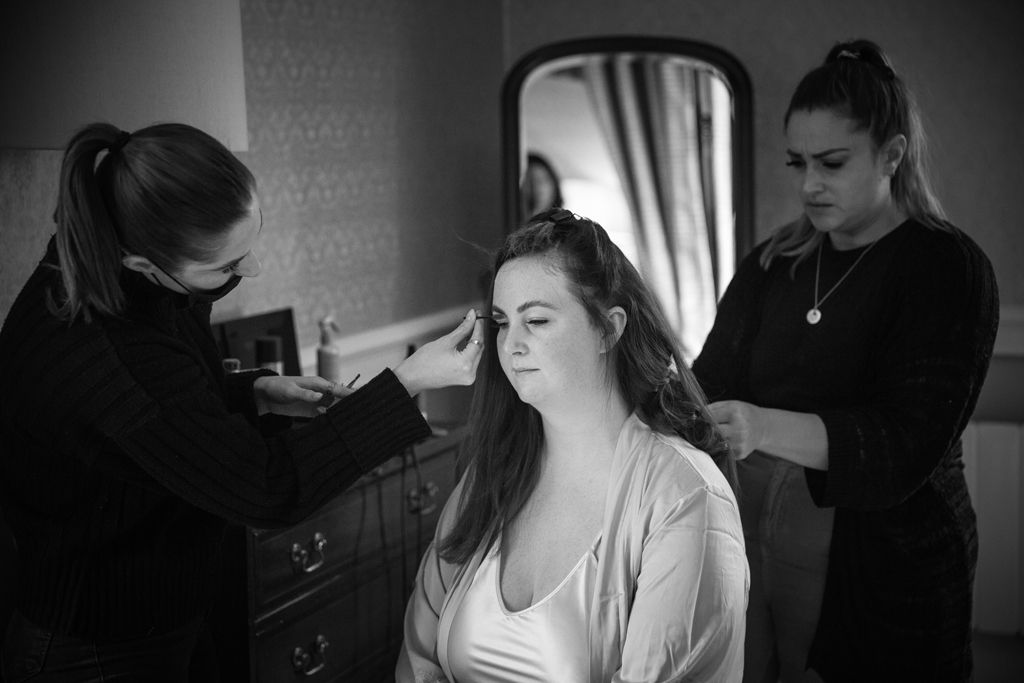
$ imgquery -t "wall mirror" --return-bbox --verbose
[502,37,753,359]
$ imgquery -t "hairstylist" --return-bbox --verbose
[692,40,998,683]
[0,122,485,681]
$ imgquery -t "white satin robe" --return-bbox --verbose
[397,412,750,683]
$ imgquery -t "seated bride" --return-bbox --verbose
[397,208,749,682]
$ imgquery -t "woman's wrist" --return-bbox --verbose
[392,363,423,398]
[759,407,829,470]
[252,376,270,414]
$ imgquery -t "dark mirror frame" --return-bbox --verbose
[501,36,755,261]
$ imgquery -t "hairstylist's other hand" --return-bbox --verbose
[254,375,355,417]
[708,400,765,460]
[393,309,485,396]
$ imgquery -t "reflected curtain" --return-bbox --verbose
[581,54,720,360]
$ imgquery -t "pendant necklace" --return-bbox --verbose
[806,237,880,325]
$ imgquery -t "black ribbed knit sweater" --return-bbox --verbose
[0,239,431,638]
[693,220,999,682]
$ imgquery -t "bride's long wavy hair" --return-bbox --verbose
[438,208,735,565]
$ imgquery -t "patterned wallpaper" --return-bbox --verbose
[0,0,504,351]
[223,0,504,347]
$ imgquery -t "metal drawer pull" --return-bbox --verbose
[290,532,327,574]
[406,481,439,516]
[291,634,329,676]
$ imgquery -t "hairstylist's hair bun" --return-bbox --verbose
[825,39,896,79]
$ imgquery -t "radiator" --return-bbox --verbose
[962,420,1024,635]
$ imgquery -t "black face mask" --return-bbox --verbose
[153,264,244,304]
[183,273,244,303]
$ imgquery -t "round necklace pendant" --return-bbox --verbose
[806,308,822,325]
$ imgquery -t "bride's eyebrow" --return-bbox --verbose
[491,301,558,316]
[786,147,850,159]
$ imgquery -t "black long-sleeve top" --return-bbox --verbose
[692,219,998,682]
[0,239,431,638]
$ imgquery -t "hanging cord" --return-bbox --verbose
[399,448,410,603]
[347,485,368,671]
[375,476,393,646]
[409,445,427,568]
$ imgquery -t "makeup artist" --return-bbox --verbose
[0,122,485,681]
[692,39,998,683]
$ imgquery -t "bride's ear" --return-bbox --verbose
[601,306,627,352]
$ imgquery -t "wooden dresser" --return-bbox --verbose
[211,425,465,682]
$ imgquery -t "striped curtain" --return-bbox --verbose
[582,54,726,361]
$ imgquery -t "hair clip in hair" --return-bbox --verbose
[547,208,577,224]
[833,47,896,79]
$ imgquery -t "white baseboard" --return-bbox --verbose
[996,306,1024,357]
[963,421,1024,635]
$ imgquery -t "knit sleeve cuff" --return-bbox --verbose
[322,369,432,471]
[804,409,860,508]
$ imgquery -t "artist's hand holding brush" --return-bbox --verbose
[254,374,357,417]
[393,308,486,397]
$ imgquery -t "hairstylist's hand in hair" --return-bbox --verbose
[708,400,766,460]
[254,375,355,417]
[394,309,486,396]
[709,400,828,468]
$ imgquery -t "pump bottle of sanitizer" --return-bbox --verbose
[316,316,344,384]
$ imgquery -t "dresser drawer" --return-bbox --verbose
[249,438,460,612]
[252,562,408,682]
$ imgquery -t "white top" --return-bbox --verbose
[398,412,750,683]
[446,534,600,682]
